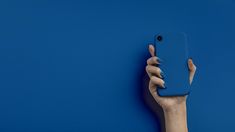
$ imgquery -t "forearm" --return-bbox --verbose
[163,103,188,132]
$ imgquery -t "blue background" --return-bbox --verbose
[0,0,234,131]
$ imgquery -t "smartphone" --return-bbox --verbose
[154,32,190,96]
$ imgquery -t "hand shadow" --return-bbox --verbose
[137,55,165,132]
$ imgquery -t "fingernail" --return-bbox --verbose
[189,57,193,61]
[149,44,153,48]
[154,57,159,64]
[156,58,162,63]
[160,71,165,79]
[163,82,167,88]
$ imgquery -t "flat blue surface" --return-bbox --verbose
[0,0,234,131]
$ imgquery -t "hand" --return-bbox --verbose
[145,44,196,111]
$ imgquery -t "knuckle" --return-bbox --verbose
[153,56,157,61]
[147,57,156,65]
[158,68,162,75]
[147,58,151,64]
[150,76,158,84]
[150,76,155,81]
[153,67,160,74]
[145,65,149,71]
[156,67,160,72]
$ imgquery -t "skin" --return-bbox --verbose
[145,44,196,132]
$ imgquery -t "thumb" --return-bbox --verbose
[188,58,196,84]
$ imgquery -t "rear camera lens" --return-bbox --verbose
[157,35,163,41]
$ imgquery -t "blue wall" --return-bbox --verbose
[0,0,234,131]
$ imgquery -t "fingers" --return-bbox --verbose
[146,65,163,78]
[148,44,155,57]
[188,58,197,84]
[148,81,157,95]
[147,44,165,95]
[150,76,165,88]
[147,56,160,65]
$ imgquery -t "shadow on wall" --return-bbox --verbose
[138,53,165,132]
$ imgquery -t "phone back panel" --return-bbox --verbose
[154,32,190,96]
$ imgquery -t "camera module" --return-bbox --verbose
[157,35,163,42]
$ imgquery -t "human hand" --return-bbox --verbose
[145,44,196,111]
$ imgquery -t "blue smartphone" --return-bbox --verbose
[154,32,190,96]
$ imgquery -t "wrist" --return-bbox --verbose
[163,101,187,114]
[163,102,188,132]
